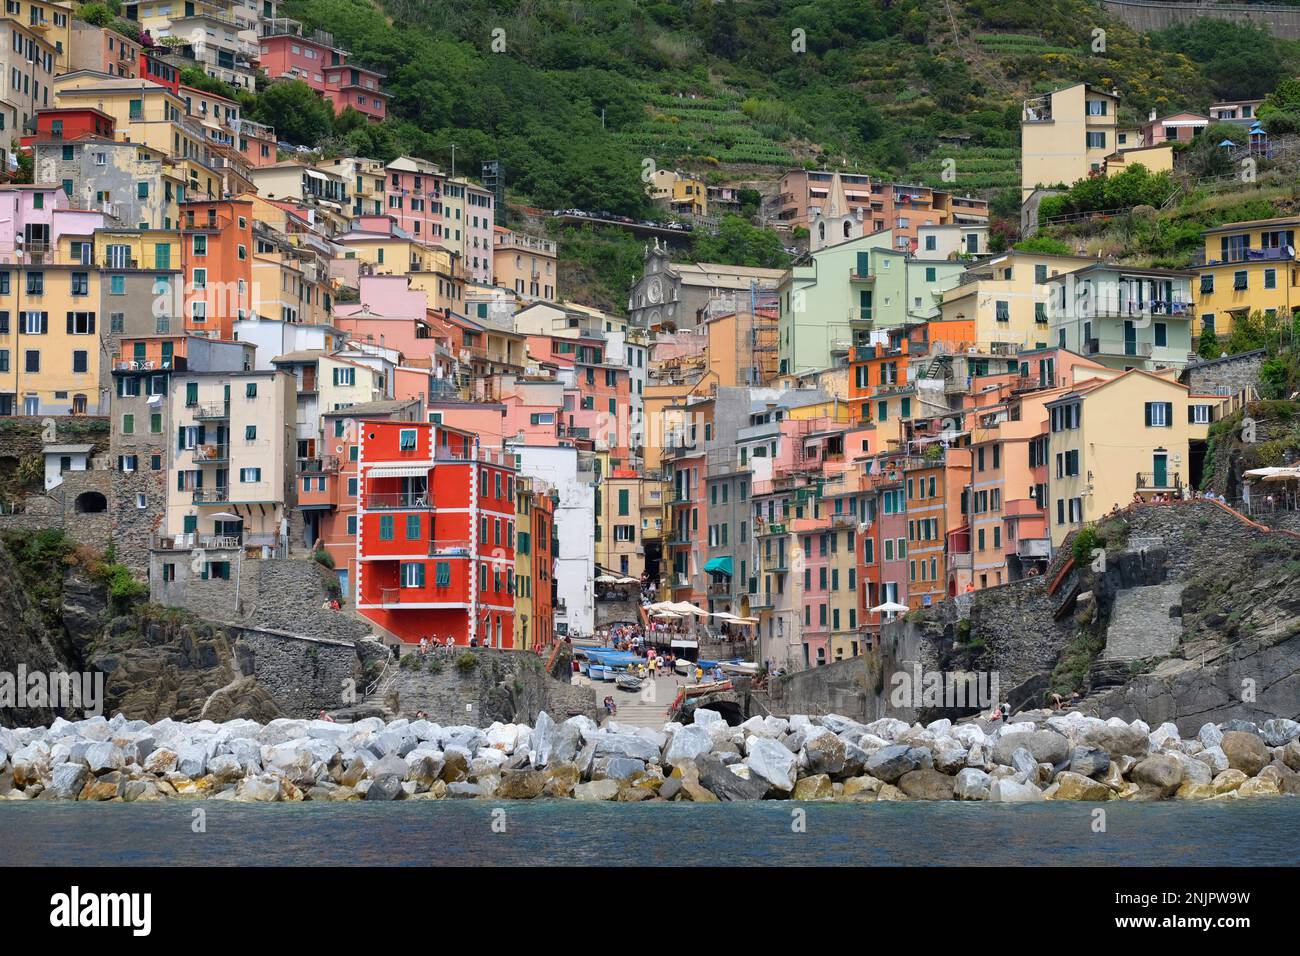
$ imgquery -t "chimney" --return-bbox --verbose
[1149,109,1157,122]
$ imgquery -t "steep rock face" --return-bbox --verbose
[0,542,75,727]
[83,611,275,723]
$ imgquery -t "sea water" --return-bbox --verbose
[3,799,1298,866]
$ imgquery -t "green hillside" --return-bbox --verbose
[240,1,1300,306]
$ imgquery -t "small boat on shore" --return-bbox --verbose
[719,660,761,676]
[615,674,642,691]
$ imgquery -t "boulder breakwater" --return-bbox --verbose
[2,710,1298,803]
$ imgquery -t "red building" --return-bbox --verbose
[324,64,388,123]
[20,108,116,149]
[355,420,517,646]
[139,52,181,94]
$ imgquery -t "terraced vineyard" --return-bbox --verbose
[613,92,794,167]
[974,33,1080,58]
[905,146,1020,192]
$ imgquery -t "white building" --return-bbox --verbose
[509,442,596,638]
[232,316,346,370]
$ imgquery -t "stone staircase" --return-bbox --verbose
[596,674,674,730]
[1103,582,1185,661]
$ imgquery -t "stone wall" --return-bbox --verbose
[1181,349,1264,396]
[1121,501,1275,577]
[381,647,598,727]
[1100,0,1300,41]
[0,468,114,550]
[234,625,361,717]
[149,553,372,644]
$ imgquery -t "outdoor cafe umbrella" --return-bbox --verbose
[616,576,639,584]
[595,574,619,583]
[870,601,910,621]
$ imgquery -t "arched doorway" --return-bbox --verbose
[74,491,107,513]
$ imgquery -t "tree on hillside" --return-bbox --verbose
[250,80,336,146]
[691,216,790,269]
[1259,78,1300,135]
[1151,20,1292,100]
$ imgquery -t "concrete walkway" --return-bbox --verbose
[590,673,682,730]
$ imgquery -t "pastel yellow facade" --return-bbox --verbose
[1195,216,1300,338]
[0,265,104,415]
[1046,370,1193,546]
[91,228,181,273]
[1021,83,1118,200]
[941,251,1097,350]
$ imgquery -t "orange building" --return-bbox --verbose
[181,199,254,340]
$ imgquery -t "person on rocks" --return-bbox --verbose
[318,710,335,723]
[1000,702,1011,721]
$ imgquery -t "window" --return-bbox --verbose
[245,425,257,440]
[400,562,425,588]
[1145,401,1172,428]
[192,235,207,256]
[239,467,262,482]
[122,414,134,435]
[1233,271,1248,291]
[406,514,421,540]
[1191,404,1211,425]
[67,312,95,334]
[995,300,1009,322]
[1086,131,1106,149]
[1200,274,1214,294]
[399,429,417,451]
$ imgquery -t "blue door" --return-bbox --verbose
[337,568,350,599]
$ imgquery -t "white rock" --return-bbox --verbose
[1194,745,1229,775]
[864,717,910,741]
[692,709,723,727]
[951,723,989,749]
[664,725,712,766]
[989,778,1045,802]
[953,768,991,800]
[745,737,797,792]
[1198,723,1224,750]
[925,718,953,736]
[1150,722,1181,750]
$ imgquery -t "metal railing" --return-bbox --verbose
[193,443,230,462]
[192,403,230,419]
[364,491,431,509]
[192,487,230,503]
[1135,472,1180,490]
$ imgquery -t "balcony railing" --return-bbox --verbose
[1135,471,1180,491]
[364,490,431,509]
[192,487,230,504]
[192,403,230,420]
[297,456,341,473]
[193,443,230,462]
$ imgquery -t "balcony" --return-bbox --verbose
[297,456,341,474]
[1017,538,1052,559]
[949,552,972,570]
[364,490,431,509]
[192,487,230,504]
[707,579,734,598]
[1135,471,1180,491]
[192,403,230,420]
[193,443,230,463]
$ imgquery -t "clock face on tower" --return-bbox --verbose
[647,276,664,304]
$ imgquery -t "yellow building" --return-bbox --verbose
[321,156,387,218]
[0,265,105,415]
[253,229,332,326]
[90,227,181,273]
[13,2,74,73]
[596,470,644,579]
[54,73,223,200]
[1195,216,1300,339]
[1103,143,1174,177]
[941,250,1098,351]
[1045,369,1197,545]
[648,169,708,216]
[1021,82,1118,200]
[492,227,557,301]
[0,17,58,132]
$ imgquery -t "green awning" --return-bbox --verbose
[703,556,733,576]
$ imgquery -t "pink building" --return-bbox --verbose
[259,19,386,123]
[0,186,110,260]
[427,400,507,451]
[324,64,388,123]
[385,157,443,243]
